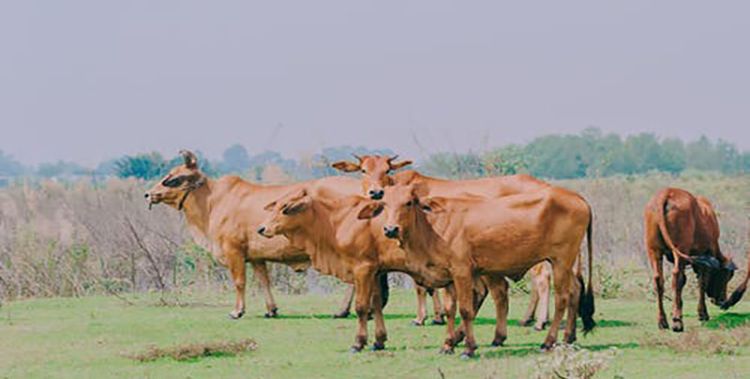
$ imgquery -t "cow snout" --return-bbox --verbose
[144,193,150,199]
[369,189,385,200]
[383,225,400,239]
[257,226,267,236]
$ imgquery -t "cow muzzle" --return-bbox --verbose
[383,225,400,239]
[368,189,385,200]
[257,225,273,238]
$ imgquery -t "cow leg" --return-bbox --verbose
[440,284,458,354]
[371,277,388,350]
[251,262,278,318]
[534,267,551,331]
[487,275,509,347]
[648,250,669,329]
[351,266,376,352]
[454,273,478,358]
[541,264,572,351]
[452,280,488,346]
[226,250,247,320]
[431,289,446,325]
[334,285,355,318]
[563,274,582,344]
[520,280,539,327]
[697,276,710,322]
[671,260,687,332]
[412,285,428,326]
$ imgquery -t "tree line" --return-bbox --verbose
[1,128,748,183]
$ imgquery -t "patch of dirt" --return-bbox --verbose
[130,338,258,362]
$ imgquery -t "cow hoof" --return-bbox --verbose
[491,336,506,347]
[333,311,350,319]
[459,351,475,360]
[540,343,554,352]
[411,319,425,326]
[698,314,710,322]
[439,347,455,355]
[565,335,577,344]
[228,310,244,320]
[534,324,546,332]
[349,345,364,354]
[264,308,279,318]
[658,319,669,330]
[520,318,534,327]
[672,325,684,333]
[432,318,446,326]
[371,342,386,351]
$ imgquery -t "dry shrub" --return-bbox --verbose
[130,338,258,362]
[531,345,618,379]
[640,326,750,355]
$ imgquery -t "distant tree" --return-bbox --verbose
[0,150,25,176]
[114,153,166,180]
[221,144,250,173]
[37,161,89,178]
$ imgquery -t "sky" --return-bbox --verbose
[1,1,749,166]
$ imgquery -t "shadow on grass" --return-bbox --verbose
[704,312,750,329]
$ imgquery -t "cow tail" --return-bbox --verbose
[657,191,693,264]
[721,253,750,309]
[377,272,390,310]
[579,202,596,334]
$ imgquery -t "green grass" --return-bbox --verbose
[1,290,749,378]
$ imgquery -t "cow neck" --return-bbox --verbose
[180,178,215,236]
[405,208,449,259]
[295,197,343,253]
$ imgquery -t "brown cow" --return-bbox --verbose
[644,188,739,331]
[257,188,493,352]
[332,154,553,330]
[145,150,362,319]
[359,184,596,357]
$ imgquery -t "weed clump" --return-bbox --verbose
[130,338,258,362]
[531,345,618,379]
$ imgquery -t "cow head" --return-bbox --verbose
[257,188,312,238]
[331,154,412,200]
[693,254,737,305]
[145,150,206,210]
[358,184,441,242]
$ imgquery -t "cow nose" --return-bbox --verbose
[257,226,267,235]
[383,226,400,238]
[369,189,384,200]
[144,193,150,199]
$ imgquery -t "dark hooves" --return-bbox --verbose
[540,343,554,352]
[333,311,350,319]
[228,311,244,320]
[349,346,364,354]
[371,342,386,351]
[431,318,446,326]
[459,352,475,360]
[658,320,669,330]
[439,347,455,355]
[520,319,534,327]
[411,320,425,326]
[491,337,506,347]
[264,308,279,318]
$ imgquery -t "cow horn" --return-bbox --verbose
[180,150,198,169]
[388,155,399,163]
[351,153,363,163]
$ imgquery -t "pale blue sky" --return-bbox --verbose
[1,1,749,165]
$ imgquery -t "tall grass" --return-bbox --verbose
[0,173,747,301]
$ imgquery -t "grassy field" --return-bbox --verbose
[1,289,750,379]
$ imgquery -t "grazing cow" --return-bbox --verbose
[257,188,492,352]
[359,184,596,357]
[145,150,362,319]
[644,188,739,331]
[332,154,553,330]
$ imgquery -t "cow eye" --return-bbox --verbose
[361,169,367,174]
[162,176,184,188]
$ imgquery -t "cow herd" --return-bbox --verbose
[144,150,749,358]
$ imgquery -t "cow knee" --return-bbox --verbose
[459,308,474,321]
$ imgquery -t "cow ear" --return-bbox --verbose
[264,200,278,211]
[180,150,199,169]
[358,202,384,220]
[420,197,445,213]
[389,160,413,171]
[331,161,361,173]
[283,198,310,216]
